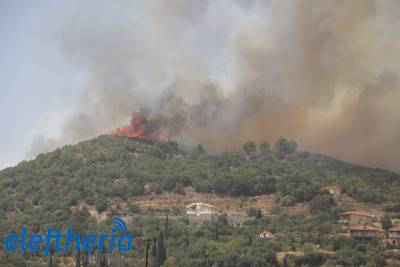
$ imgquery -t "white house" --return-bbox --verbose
[186,203,222,223]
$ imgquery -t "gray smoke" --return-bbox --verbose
[29,0,400,171]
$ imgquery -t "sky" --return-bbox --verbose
[0,1,85,169]
[0,1,399,172]
[0,0,233,170]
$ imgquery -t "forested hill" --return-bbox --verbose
[0,135,400,228]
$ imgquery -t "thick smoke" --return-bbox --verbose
[30,0,400,171]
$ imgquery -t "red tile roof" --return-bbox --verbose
[258,231,274,238]
[349,224,379,231]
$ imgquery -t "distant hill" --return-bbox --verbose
[0,135,399,229]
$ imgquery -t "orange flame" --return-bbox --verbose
[111,112,170,141]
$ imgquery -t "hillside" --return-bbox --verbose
[1,135,399,225]
[1,135,400,266]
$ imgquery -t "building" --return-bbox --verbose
[388,225,400,245]
[349,224,379,239]
[186,203,222,223]
[321,185,341,197]
[338,211,376,225]
[257,231,274,239]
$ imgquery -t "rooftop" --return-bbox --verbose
[338,211,376,218]
[349,224,379,231]
[186,202,218,209]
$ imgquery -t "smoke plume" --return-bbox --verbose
[30,0,400,171]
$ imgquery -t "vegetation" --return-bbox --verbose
[0,135,400,266]
[382,213,393,231]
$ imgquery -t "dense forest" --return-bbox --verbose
[1,135,400,266]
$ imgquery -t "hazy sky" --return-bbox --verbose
[1,1,400,172]
[0,1,85,169]
[0,0,231,170]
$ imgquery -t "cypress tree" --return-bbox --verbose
[157,231,166,266]
[75,249,81,267]
[165,214,169,238]
[215,222,219,241]
[152,239,157,256]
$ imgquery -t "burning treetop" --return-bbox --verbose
[111,110,169,141]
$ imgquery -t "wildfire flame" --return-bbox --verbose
[111,111,170,141]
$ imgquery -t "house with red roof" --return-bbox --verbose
[388,225,400,245]
[349,224,379,239]
[257,231,274,239]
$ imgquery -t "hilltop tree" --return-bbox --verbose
[242,141,257,155]
[273,137,298,159]
[259,140,270,154]
[193,144,206,155]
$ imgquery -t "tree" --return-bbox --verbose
[303,242,314,255]
[215,222,220,241]
[128,202,141,214]
[191,144,206,157]
[162,257,176,267]
[259,141,270,154]
[255,209,263,219]
[165,214,169,238]
[157,231,166,266]
[309,194,335,214]
[95,198,108,214]
[382,213,392,231]
[282,258,289,267]
[151,238,157,258]
[218,213,229,225]
[247,207,258,217]
[273,137,298,159]
[294,252,325,267]
[242,141,257,155]
[75,249,81,267]
[247,207,263,218]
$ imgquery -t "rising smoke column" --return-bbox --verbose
[30,0,400,171]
